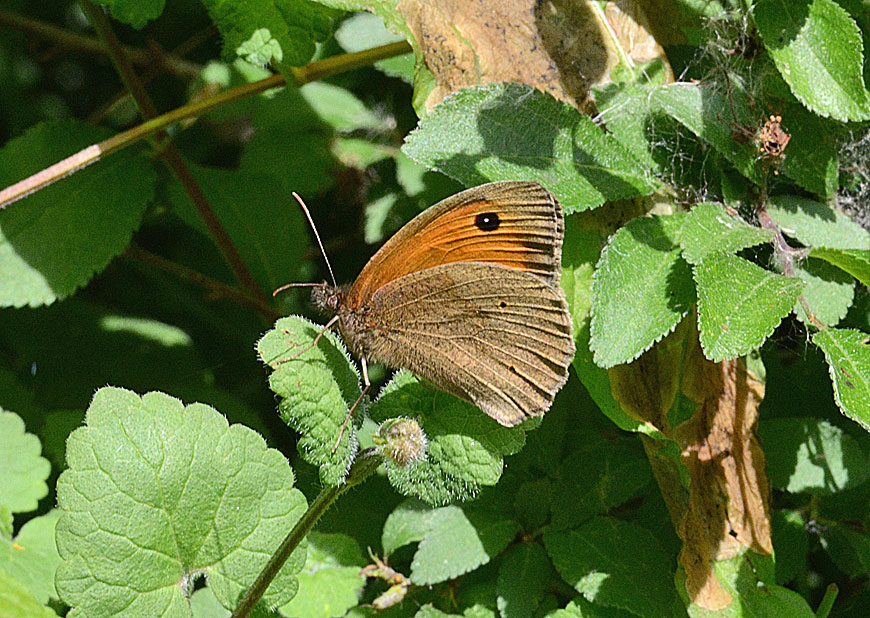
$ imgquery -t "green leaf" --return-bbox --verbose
[409,505,519,585]
[279,532,366,618]
[168,165,310,293]
[651,82,764,185]
[772,510,809,586]
[792,258,854,326]
[55,387,308,615]
[813,328,870,430]
[0,411,50,513]
[301,82,388,132]
[811,247,870,286]
[370,371,526,505]
[236,28,284,65]
[592,77,663,172]
[201,0,334,66]
[819,521,870,577]
[694,253,804,362]
[382,498,435,556]
[94,0,164,28]
[0,510,62,604]
[496,542,551,618]
[766,196,870,250]
[335,12,414,83]
[774,98,840,197]
[0,119,155,307]
[402,82,658,213]
[680,202,774,265]
[759,418,869,494]
[590,214,695,368]
[258,316,362,486]
[754,0,870,121]
[546,597,637,618]
[0,567,60,618]
[544,517,683,618]
[550,444,652,530]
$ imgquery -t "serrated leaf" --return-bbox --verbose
[403,82,658,213]
[202,0,334,66]
[651,82,764,185]
[793,258,854,326]
[681,202,774,265]
[759,418,869,494]
[754,0,870,121]
[370,371,526,505]
[813,328,870,430]
[767,195,870,250]
[694,253,804,362]
[279,532,365,618]
[94,0,164,29]
[0,510,62,604]
[811,247,870,286]
[55,387,308,615]
[774,98,840,197]
[590,214,695,368]
[258,316,362,486]
[496,542,551,618]
[0,567,60,618]
[410,505,519,585]
[0,411,50,513]
[0,119,155,307]
[544,518,683,618]
[382,498,436,556]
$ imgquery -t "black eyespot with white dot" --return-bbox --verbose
[475,212,500,231]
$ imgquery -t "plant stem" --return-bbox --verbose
[0,40,410,210]
[230,448,383,618]
[815,584,838,618]
[79,0,266,302]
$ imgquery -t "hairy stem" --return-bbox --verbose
[230,448,383,618]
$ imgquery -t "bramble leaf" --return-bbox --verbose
[0,120,155,307]
[403,82,658,213]
[590,214,695,368]
[814,328,870,430]
[694,253,804,361]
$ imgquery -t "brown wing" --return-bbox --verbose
[353,262,575,426]
[346,181,564,307]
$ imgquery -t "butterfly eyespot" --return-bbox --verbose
[475,212,500,232]
[499,301,507,308]
[509,365,517,374]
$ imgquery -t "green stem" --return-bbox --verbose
[230,448,383,618]
[815,584,838,618]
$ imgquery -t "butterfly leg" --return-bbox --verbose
[331,356,371,453]
[272,315,340,366]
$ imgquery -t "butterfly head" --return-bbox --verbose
[311,284,346,315]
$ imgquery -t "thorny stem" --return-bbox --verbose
[0,39,410,209]
[79,0,265,302]
[230,448,383,618]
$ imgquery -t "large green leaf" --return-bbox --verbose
[403,82,658,213]
[55,387,307,616]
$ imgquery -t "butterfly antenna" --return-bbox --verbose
[272,281,329,297]
[292,192,337,288]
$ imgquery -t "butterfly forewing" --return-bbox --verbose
[346,181,564,307]
[354,262,575,425]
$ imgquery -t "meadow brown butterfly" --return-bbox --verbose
[307,180,574,427]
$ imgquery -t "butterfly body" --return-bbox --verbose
[311,181,575,427]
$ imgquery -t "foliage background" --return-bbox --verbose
[1,1,870,618]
